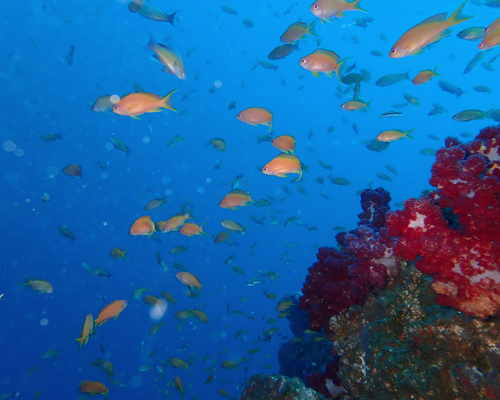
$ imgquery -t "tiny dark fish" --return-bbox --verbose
[267,44,298,60]
[40,133,62,142]
[420,148,437,156]
[66,45,75,66]
[243,18,254,28]
[221,5,237,15]
[437,80,465,98]
[259,60,278,71]
[380,111,402,118]
[457,26,487,41]
[376,173,392,182]
[228,101,236,110]
[375,72,410,87]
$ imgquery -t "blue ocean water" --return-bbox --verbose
[1,0,498,398]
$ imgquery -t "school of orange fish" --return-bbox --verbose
[11,0,500,398]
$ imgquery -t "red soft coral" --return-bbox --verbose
[386,125,500,318]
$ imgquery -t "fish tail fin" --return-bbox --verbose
[335,58,351,81]
[19,276,31,286]
[186,208,195,220]
[404,71,411,80]
[433,64,441,76]
[300,163,310,174]
[123,249,129,261]
[168,11,179,26]
[406,128,416,139]
[148,222,156,238]
[351,0,367,12]
[145,32,157,52]
[242,226,247,235]
[161,89,178,112]
[200,222,209,235]
[75,338,84,355]
[447,0,475,26]
[266,121,273,132]
[198,284,204,294]
[366,100,372,110]
[485,108,495,118]
[307,19,319,37]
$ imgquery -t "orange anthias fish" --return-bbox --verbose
[79,381,109,396]
[271,135,295,154]
[412,65,440,85]
[129,216,155,237]
[176,272,204,293]
[161,210,194,233]
[76,314,93,355]
[179,222,209,237]
[310,0,366,23]
[109,247,128,260]
[299,49,348,80]
[94,300,128,327]
[63,163,83,178]
[262,154,303,180]
[389,1,474,58]
[478,29,500,50]
[112,90,178,119]
[236,107,273,131]
[219,190,254,210]
[280,21,318,44]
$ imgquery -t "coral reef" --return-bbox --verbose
[240,374,328,400]
[328,260,500,400]
[299,188,397,333]
[386,125,500,318]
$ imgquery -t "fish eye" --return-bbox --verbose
[263,167,268,171]
[300,58,306,63]
[113,104,119,110]
[478,43,484,49]
[236,114,241,118]
[314,3,319,9]
[390,49,397,54]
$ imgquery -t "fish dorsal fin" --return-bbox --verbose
[413,12,447,28]
[159,43,181,57]
[315,49,341,62]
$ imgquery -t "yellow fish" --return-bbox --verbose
[280,21,318,44]
[175,272,204,293]
[389,1,474,58]
[145,33,186,79]
[377,129,415,142]
[76,314,93,355]
[19,276,53,294]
